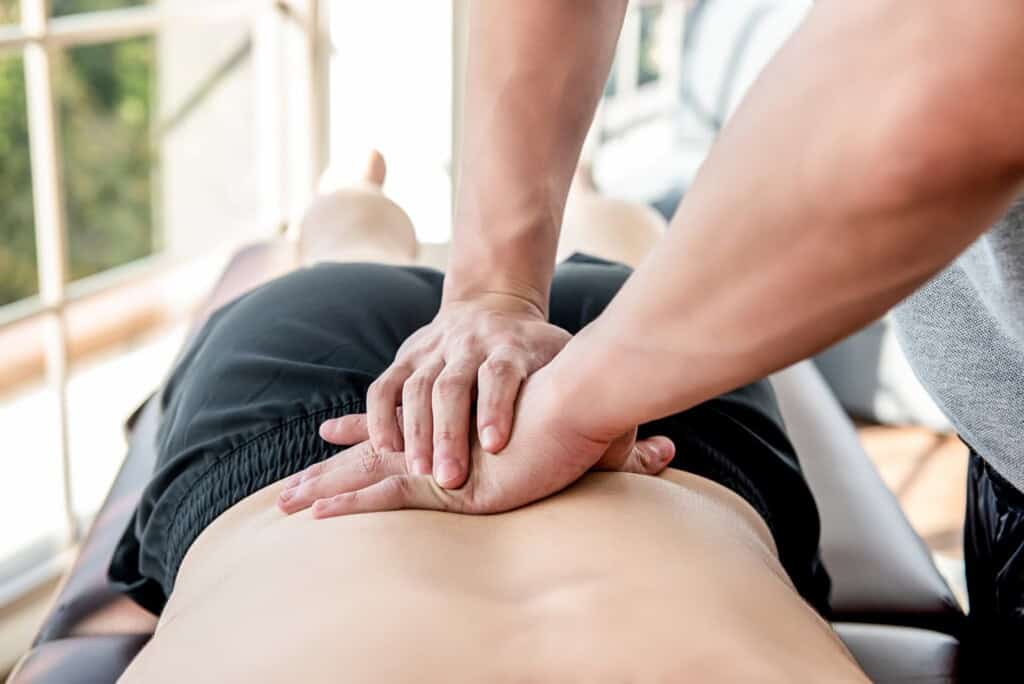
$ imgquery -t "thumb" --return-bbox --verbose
[619,436,675,475]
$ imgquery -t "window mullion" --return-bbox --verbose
[21,0,78,545]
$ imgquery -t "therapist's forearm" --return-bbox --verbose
[444,0,627,314]
[547,0,1024,441]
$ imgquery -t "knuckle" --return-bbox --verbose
[492,339,521,354]
[482,356,520,380]
[313,498,337,517]
[406,419,428,441]
[367,378,388,401]
[405,374,431,397]
[359,444,384,473]
[295,479,317,502]
[455,330,481,351]
[434,428,455,444]
[434,374,468,399]
[331,491,354,510]
[369,410,392,434]
[300,462,322,483]
[370,369,407,399]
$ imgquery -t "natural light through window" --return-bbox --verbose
[0,0,323,606]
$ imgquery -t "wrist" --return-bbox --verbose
[443,232,556,317]
[542,327,634,443]
[440,287,548,320]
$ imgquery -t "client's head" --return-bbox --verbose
[299,150,419,266]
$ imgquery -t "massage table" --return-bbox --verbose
[8,242,964,683]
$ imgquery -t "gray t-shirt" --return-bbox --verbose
[893,195,1024,491]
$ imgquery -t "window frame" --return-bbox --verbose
[0,0,325,606]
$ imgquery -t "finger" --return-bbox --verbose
[280,446,348,491]
[476,351,526,453]
[367,365,411,453]
[618,436,675,475]
[278,441,406,514]
[431,363,476,489]
[311,475,449,519]
[320,408,403,445]
[402,365,442,476]
[320,414,369,445]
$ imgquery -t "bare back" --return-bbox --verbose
[120,469,865,683]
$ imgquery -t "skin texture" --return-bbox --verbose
[117,164,862,679]
[548,0,1024,443]
[337,0,1024,515]
[119,468,867,683]
[363,0,630,487]
[367,295,572,486]
[278,410,675,518]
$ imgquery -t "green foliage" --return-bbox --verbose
[60,36,156,284]
[52,0,146,18]
[0,55,36,305]
[0,0,155,307]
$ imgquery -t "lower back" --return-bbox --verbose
[120,470,864,683]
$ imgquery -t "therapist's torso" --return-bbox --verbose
[894,195,1024,490]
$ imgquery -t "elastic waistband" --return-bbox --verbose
[161,399,365,596]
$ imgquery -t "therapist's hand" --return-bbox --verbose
[279,369,675,517]
[364,292,570,490]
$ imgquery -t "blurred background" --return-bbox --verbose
[0,0,967,674]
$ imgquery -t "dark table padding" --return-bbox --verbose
[772,362,965,636]
[8,635,149,684]
[836,623,960,683]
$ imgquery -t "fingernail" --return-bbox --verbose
[435,460,459,487]
[481,425,500,451]
[654,438,674,461]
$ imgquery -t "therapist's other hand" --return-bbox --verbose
[280,370,675,517]
[364,293,570,490]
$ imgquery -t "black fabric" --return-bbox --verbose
[109,255,830,617]
[963,450,1024,676]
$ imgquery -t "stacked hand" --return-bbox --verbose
[362,292,572,488]
[277,368,675,518]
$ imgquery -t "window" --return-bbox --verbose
[51,0,149,19]
[59,36,158,285]
[0,0,324,606]
[637,4,664,86]
[0,51,36,307]
[592,0,689,202]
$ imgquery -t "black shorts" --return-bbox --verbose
[109,254,831,616]
[963,450,1024,668]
